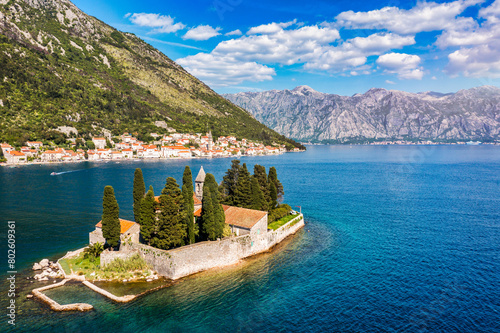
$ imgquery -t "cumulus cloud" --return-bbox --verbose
[129,13,185,33]
[176,53,275,86]
[446,44,500,78]
[376,53,424,80]
[183,25,222,41]
[225,29,242,36]
[335,0,484,34]
[436,0,500,77]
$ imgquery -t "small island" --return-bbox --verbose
[30,161,305,311]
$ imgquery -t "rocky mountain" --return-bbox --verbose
[224,85,500,143]
[0,0,302,149]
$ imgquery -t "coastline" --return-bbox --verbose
[29,214,306,311]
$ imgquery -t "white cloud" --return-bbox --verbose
[349,33,415,53]
[176,53,275,87]
[436,0,500,77]
[183,25,222,41]
[385,80,396,84]
[225,29,242,36]
[446,44,500,78]
[247,19,298,35]
[376,53,424,80]
[129,13,185,33]
[335,0,484,34]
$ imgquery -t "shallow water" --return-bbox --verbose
[1,145,499,332]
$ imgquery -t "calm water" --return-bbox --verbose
[1,145,499,332]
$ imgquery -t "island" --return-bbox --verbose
[29,161,305,311]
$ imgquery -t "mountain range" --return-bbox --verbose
[0,0,302,149]
[224,85,500,143]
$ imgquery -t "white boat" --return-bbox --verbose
[466,141,482,145]
[50,172,57,176]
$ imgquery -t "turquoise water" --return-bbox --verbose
[1,145,499,332]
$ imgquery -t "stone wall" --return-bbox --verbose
[100,249,139,267]
[118,214,305,280]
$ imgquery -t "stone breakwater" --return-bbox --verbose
[31,279,93,312]
[116,214,305,280]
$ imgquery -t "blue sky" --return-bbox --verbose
[72,0,500,95]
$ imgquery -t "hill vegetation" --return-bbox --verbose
[0,0,303,149]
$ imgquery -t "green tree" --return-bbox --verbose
[269,181,278,210]
[140,186,156,245]
[133,168,146,222]
[200,186,217,240]
[182,166,195,244]
[268,167,284,202]
[253,164,270,203]
[250,176,267,211]
[86,140,95,149]
[153,177,186,250]
[102,186,121,248]
[204,173,225,237]
[234,163,252,208]
[220,160,241,205]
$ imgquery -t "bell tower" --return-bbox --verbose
[195,166,206,200]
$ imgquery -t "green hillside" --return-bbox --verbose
[0,0,303,149]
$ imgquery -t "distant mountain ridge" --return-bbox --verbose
[0,0,302,149]
[224,85,500,143]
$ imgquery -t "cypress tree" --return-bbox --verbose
[250,176,267,211]
[268,167,284,202]
[253,164,270,203]
[133,168,146,222]
[200,186,218,240]
[220,160,241,205]
[102,186,120,248]
[234,163,252,208]
[204,173,225,237]
[182,166,195,244]
[153,177,186,250]
[140,186,156,245]
[269,181,278,210]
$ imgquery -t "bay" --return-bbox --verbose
[1,145,499,332]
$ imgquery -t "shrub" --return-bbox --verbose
[103,254,150,272]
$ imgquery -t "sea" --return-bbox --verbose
[0,145,499,333]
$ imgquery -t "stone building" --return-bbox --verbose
[195,166,206,201]
[89,219,140,245]
[222,205,268,237]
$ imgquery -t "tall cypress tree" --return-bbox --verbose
[140,186,156,245]
[234,163,252,208]
[250,176,267,211]
[204,173,225,237]
[133,168,146,222]
[153,177,186,250]
[102,186,120,248]
[182,166,195,244]
[253,164,270,203]
[220,160,241,205]
[268,167,284,202]
[200,186,218,240]
[269,181,278,210]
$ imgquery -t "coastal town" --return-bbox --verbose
[0,131,297,165]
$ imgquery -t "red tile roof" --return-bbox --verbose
[9,151,25,156]
[95,218,137,234]
[222,205,267,229]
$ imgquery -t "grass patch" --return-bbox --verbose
[58,252,154,281]
[268,214,300,231]
[58,259,71,275]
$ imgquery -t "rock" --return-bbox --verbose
[39,259,49,268]
[39,276,49,281]
[49,272,57,278]
[27,294,33,299]
[146,279,152,282]
[32,263,42,270]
